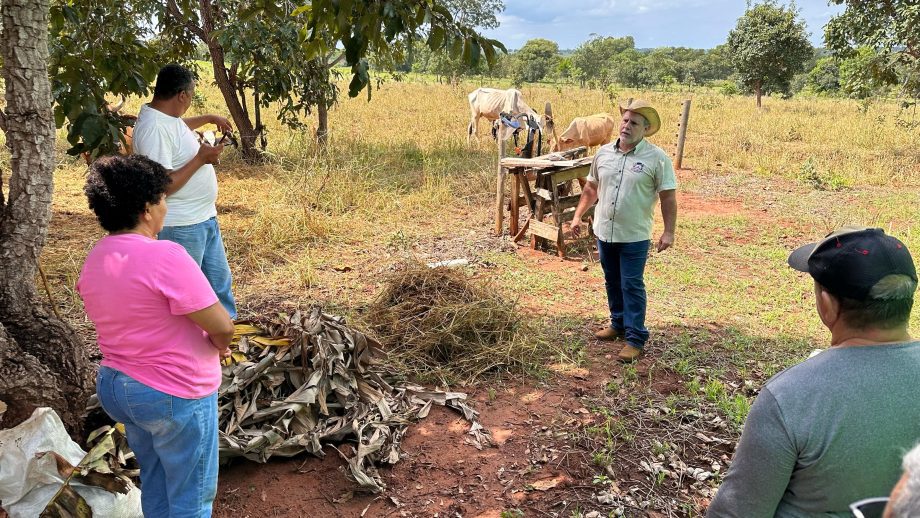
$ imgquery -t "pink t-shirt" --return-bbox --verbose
[77,234,222,398]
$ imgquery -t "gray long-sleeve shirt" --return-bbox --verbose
[708,341,920,517]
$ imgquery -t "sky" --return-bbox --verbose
[481,0,845,51]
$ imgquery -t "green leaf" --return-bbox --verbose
[449,37,463,60]
[470,40,481,68]
[427,26,445,50]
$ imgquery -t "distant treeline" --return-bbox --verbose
[383,33,907,102]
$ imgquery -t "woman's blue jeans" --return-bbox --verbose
[158,216,237,319]
[597,239,650,348]
[96,367,218,518]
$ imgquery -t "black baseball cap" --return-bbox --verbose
[787,226,917,300]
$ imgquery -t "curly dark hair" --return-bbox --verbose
[84,155,170,232]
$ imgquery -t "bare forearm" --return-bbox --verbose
[574,183,599,221]
[183,114,214,130]
[660,190,677,234]
[186,302,235,351]
[208,329,234,350]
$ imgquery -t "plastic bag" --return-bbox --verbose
[0,408,142,517]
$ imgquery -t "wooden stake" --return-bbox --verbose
[494,135,506,236]
[510,172,520,236]
[675,99,691,170]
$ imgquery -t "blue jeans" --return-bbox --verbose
[96,367,218,518]
[597,239,650,348]
[159,217,237,319]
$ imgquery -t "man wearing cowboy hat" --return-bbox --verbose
[571,99,677,362]
[708,227,920,517]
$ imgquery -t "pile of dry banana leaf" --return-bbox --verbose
[218,307,491,492]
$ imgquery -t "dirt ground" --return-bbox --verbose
[39,176,759,517]
[212,188,745,518]
[214,329,664,518]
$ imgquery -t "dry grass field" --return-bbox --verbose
[33,75,920,516]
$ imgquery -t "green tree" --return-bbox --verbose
[571,35,635,86]
[53,0,506,159]
[0,0,507,431]
[444,0,504,30]
[825,0,920,101]
[511,38,560,83]
[611,49,654,88]
[643,49,681,85]
[838,46,896,99]
[804,56,841,94]
[688,44,734,84]
[555,56,574,81]
[727,1,812,107]
[405,0,504,83]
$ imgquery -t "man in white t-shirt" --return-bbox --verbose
[133,63,237,318]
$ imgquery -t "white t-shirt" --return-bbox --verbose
[133,104,217,227]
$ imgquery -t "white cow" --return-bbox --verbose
[467,87,541,143]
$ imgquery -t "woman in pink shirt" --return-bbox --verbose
[77,155,234,517]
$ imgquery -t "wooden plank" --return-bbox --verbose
[513,218,530,242]
[529,219,561,241]
[500,158,574,168]
[532,146,587,160]
[557,205,595,223]
[520,178,534,209]
[549,181,566,258]
[500,157,592,168]
[531,175,548,250]
[557,194,581,212]
[544,164,591,185]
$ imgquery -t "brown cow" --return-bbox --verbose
[82,100,136,165]
[467,87,541,143]
[548,112,618,152]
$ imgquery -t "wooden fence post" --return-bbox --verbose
[675,99,691,170]
[494,135,506,236]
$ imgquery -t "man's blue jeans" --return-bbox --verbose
[597,239,650,348]
[159,217,237,319]
[96,367,218,518]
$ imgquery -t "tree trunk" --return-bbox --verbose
[197,0,262,162]
[755,81,762,108]
[0,0,94,435]
[316,99,329,147]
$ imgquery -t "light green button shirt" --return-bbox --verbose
[587,138,677,243]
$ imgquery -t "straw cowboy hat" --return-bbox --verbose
[619,99,661,137]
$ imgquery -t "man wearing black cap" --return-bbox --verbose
[708,227,920,517]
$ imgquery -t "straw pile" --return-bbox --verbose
[365,261,529,383]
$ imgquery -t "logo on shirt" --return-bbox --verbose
[630,162,646,174]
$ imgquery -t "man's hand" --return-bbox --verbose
[210,115,233,133]
[570,217,584,238]
[657,231,674,252]
[197,143,224,165]
[217,346,232,359]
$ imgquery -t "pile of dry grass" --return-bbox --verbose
[365,261,539,383]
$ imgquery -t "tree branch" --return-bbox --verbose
[164,0,206,40]
[328,51,346,67]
